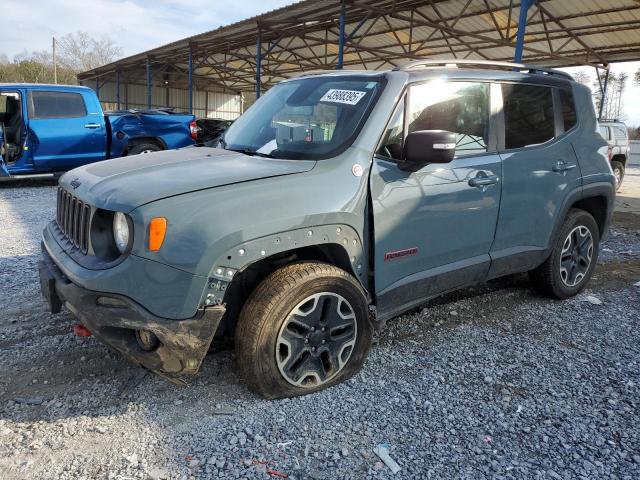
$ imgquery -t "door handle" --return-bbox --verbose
[552,160,577,173]
[468,173,499,189]
[84,123,101,129]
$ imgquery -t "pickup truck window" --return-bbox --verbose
[29,91,87,119]
[223,75,384,160]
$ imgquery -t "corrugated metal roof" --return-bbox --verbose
[79,0,640,92]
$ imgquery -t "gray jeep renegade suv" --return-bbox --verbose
[39,60,615,398]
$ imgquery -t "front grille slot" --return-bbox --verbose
[56,187,91,254]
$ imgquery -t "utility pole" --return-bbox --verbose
[52,37,57,84]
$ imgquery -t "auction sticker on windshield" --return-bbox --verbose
[320,89,367,105]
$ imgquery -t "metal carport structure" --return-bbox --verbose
[78,0,640,117]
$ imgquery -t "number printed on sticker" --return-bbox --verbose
[320,89,367,105]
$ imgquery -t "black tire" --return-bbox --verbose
[611,160,625,191]
[529,209,600,299]
[128,142,162,156]
[235,261,372,399]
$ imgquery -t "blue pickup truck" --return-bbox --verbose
[0,84,197,177]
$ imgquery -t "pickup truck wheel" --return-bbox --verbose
[235,262,372,399]
[128,142,162,156]
[529,209,600,299]
[611,160,625,191]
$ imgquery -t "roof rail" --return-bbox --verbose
[394,59,574,80]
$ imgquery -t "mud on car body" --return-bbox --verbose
[39,60,615,398]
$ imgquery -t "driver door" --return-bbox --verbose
[371,81,502,320]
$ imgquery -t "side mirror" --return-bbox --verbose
[400,130,456,171]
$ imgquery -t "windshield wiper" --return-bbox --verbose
[225,147,273,158]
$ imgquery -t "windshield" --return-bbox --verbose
[223,75,385,160]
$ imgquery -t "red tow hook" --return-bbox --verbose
[73,324,92,337]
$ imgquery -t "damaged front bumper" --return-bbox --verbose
[38,245,225,379]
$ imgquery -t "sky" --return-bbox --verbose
[1,0,639,125]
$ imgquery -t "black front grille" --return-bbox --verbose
[56,187,91,254]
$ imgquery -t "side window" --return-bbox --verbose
[503,84,554,149]
[377,97,405,160]
[30,91,87,119]
[408,81,490,155]
[559,88,577,131]
[599,125,609,140]
[613,126,628,140]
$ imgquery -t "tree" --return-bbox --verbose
[0,31,121,84]
[572,70,591,86]
[635,68,640,86]
[55,32,122,72]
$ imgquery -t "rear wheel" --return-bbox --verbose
[128,142,162,156]
[529,209,600,299]
[235,262,372,399]
[611,160,625,191]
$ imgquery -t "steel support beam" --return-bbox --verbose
[188,44,194,114]
[146,59,152,109]
[514,0,535,62]
[116,71,121,110]
[256,32,262,99]
[337,0,346,69]
[598,65,610,120]
[95,76,100,99]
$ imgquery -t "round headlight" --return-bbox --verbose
[113,212,131,254]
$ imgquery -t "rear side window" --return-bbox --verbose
[613,126,628,140]
[30,91,87,119]
[559,89,577,131]
[502,84,554,149]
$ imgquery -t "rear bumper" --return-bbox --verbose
[39,245,225,377]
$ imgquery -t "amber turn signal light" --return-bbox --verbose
[148,217,167,251]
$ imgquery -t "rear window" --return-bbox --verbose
[559,89,577,131]
[30,91,87,119]
[503,84,555,149]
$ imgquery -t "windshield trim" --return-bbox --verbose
[224,74,388,160]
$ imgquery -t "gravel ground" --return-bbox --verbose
[0,171,639,480]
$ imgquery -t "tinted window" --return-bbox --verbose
[408,81,490,155]
[559,88,577,131]
[503,84,554,149]
[30,91,87,119]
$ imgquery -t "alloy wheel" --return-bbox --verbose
[559,225,594,287]
[276,292,357,388]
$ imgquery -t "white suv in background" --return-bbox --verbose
[599,120,630,190]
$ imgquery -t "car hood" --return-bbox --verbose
[59,147,316,212]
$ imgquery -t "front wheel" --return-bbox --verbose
[235,262,372,399]
[529,209,600,299]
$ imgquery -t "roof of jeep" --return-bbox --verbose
[294,64,576,90]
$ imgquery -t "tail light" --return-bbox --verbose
[189,120,200,141]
